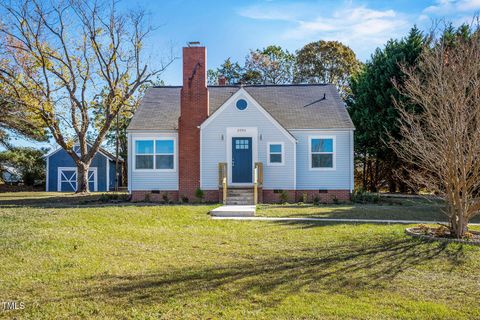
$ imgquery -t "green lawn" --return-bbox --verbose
[258,197,480,223]
[1,193,480,319]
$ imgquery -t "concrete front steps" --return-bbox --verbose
[226,188,254,205]
[210,205,256,217]
[210,188,256,217]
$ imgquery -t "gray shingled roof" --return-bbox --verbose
[127,84,354,131]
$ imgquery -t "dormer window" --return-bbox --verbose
[236,99,248,111]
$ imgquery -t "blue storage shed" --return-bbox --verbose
[45,143,123,192]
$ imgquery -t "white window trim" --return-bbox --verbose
[308,136,336,171]
[133,137,177,172]
[267,142,285,166]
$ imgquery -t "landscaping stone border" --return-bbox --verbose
[405,227,480,246]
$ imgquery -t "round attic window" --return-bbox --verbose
[236,99,248,111]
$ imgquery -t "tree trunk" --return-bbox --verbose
[388,178,396,193]
[449,211,468,239]
[76,161,90,193]
[362,150,367,190]
[122,161,128,187]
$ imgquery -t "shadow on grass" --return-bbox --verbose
[0,193,133,208]
[77,237,465,308]
[256,203,474,223]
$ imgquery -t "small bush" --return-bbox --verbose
[195,188,204,202]
[302,193,308,203]
[279,190,289,204]
[181,196,189,203]
[332,196,339,204]
[464,232,474,240]
[416,224,430,234]
[434,225,449,237]
[352,188,380,204]
[313,196,320,205]
[162,193,169,203]
[144,193,151,202]
[99,192,128,202]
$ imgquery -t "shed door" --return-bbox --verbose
[58,167,97,192]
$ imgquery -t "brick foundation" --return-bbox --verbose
[131,191,179,202]
[262,189,351,204]
[203,190,222,203]
[130,189,350,204]
[294,190,351,203]
[262,189,296,204]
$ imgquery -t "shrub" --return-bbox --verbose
[181,196,189,203]
[162,193,169,203]
[464,232,474,240]
[313,196,320,205]
[416,224,430,234]
[332,196,339,204]
[195,188,204,202]
[279,190,289,204]
[352,188,380,204]
[434,225,449,237]
[99,192,128,202]
[144,193,151,202]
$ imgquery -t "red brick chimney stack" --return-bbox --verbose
[178,44,209,201]
[218,75,227,86]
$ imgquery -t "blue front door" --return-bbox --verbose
[232,137,253,183]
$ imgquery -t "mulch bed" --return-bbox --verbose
[405,225,480,246]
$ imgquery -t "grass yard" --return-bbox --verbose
[257,197,480,222]
[1,192,480,319]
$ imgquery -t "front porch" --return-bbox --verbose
[218,162,263,206]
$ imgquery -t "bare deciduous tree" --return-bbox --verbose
[0,0,174,192]
[391,24,480,238]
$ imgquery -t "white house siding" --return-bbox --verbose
[291,130,354,191]
[201,91,296,190]
[127,131,178,191]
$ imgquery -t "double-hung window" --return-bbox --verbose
[310,137,335,169]
[268,143,284,165]
[135,140,154,169]
[155,140,174,169]
[135,139,175,170]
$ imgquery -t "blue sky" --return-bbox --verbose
[7,0,480,150]
[138,0,480,85]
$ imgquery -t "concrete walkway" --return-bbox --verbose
[210,205,256,217]
[211,216,480,225]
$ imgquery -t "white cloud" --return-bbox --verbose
[424,0,480,14]
[286,7,405,41]
[237,2,411,58]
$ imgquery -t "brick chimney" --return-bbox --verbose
[218,75,227,86]
[178,44,209,201]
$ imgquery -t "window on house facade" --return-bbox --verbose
[268,143,284,165]
[155,140,174,169]
[236,99,248,110]
[310,137,335,169]
[135,140,154,169]
[135,139,175,170]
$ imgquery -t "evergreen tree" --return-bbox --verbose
[348,27,425,191]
